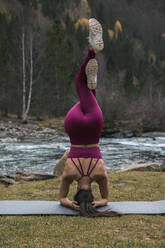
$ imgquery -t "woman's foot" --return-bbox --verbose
[85,59,98,90]
[88,18,104,52]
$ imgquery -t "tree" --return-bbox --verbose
[41,19,77,116]
[0,14,14,116]
[18,6,50,122]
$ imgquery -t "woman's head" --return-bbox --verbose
[74,189,122,217]
[74,188,94,205]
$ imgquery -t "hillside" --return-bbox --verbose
[0,0,165,132]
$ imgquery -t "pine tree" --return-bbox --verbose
[40,19,77,116]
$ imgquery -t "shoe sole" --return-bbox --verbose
[85,59,98,90]
[88,18,104,51]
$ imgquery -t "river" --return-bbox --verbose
[0,133,165,175]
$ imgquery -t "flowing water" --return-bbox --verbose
[0,134,165,175]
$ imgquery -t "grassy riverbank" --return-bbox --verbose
[0,171,165,248]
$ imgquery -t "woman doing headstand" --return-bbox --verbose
[59,18,121,217]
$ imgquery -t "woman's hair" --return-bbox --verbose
[74,189,122,217]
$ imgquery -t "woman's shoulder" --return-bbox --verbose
[63,158,80,177]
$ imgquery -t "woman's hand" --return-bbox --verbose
[60,197,80,210]
[92,198,108,208]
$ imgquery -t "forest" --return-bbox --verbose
[0,0,165,133]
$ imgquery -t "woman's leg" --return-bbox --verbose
[75,49,98,114]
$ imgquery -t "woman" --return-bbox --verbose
[59,18,121,217]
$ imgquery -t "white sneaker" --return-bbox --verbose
[85,59,98,90]
[88,18,104,52]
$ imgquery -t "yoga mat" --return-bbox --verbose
[0,200,165,215]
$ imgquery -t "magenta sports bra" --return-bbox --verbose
[71,157,100,181]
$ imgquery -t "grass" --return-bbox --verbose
[0,171,165,248]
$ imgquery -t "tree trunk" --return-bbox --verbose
[23,31,33,123]
[22,26,26,122]
[22,30,33,123]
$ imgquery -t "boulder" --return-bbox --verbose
[53,149,70,176]
[120,162,161,172]
[0,173,6,178]
[0,172,56,186]
[160,161,165,172]
[0,131,7,138]
[0,177,17,186]
[14,172,56,181]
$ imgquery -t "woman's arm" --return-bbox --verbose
[92,174,109,208]
[59,171,80,210]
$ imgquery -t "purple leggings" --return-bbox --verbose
[64,49,104,158]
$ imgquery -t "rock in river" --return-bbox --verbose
[120,162,161,172]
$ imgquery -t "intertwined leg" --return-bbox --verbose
[75,49,98,114]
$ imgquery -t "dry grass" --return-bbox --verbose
[0,171,165,248]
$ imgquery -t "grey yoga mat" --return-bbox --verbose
[0,200,165,215]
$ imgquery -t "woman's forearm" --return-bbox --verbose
[59,177,80,210]
[92,198,108,208]
[59,177,70,199]
[92,176,108,208]
[98,176,109,200]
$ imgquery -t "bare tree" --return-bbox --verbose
[20,7,51,123]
